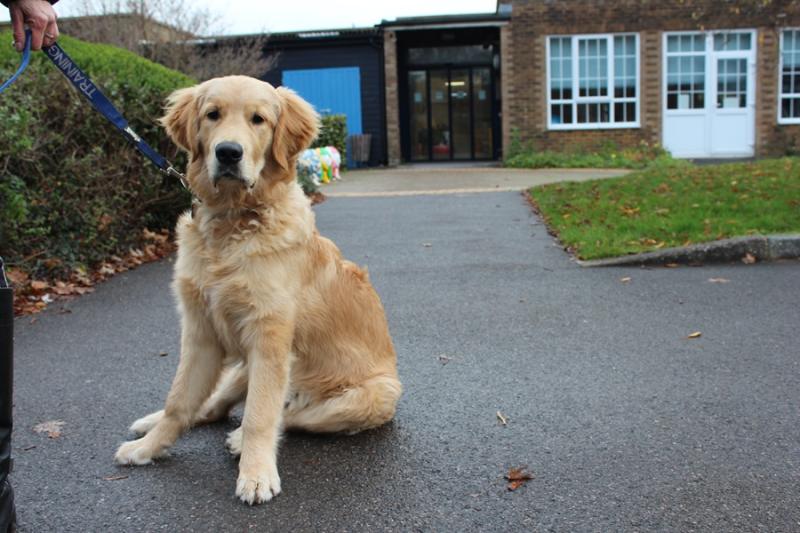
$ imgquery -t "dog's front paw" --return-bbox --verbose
[236,465,281,505]
[226,427,243,457]
[129,410,164,435]
[115,437,168,465]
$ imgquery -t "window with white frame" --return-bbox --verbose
[780,29,800,123]
[548,34,639,129]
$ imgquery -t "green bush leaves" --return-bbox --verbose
[0,32,194,277]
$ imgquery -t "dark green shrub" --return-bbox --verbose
[312,114,347,168]
[0,32,194,278]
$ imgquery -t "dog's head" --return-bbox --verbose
[161,76,319,201]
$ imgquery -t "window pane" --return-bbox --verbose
[408,71,428,161]
[407,45,493,66]
[578,37,608,97]
[714,32,752,51]
[717,58,747,109]
[549,34,639,127]
[549,37,573,103]
[551,103,573,125]
[666,36,706,110]
[576,103,610,123]
[781,97,800,119]
[780,31,800,120]
[694,35,706,52]
[667,35,679,53]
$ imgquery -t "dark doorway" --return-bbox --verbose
[397,27,501,162]
[407,67,494,161]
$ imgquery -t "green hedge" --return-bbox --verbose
[312,114,347,168]
[0,33,194,278]
[505,133,673,170]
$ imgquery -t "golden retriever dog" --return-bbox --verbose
[114,76,402,505]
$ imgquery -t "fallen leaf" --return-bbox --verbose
[33,420,65,439]
[687,331,702,339]
[158,351,168,357]
[496,411,508,426]
[505,467,534,491]
[422,242,432,248]
[102,475,128,481]
[29,280,49,291]
[708,278,730,283]
[620,277,632,283]
[742,253,757,264]
[6,268,29,285]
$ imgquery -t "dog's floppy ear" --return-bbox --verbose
[160,86,197,152]
[271,87,320,174]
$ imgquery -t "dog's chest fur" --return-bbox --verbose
[172,189,315,359]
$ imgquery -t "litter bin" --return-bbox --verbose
[0,258,14,532]
[350,134,372,168]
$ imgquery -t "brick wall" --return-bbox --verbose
[506,0,800,157]
[500,25,514,155]
[383,30,402,166]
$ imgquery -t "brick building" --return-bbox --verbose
[378,0,800,163]
[496,0,800,160]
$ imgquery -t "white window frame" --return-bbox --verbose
[778,28,800,125]
[546,33,641,130]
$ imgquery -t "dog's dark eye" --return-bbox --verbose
[207,110,220,121]
[252,114,265,125]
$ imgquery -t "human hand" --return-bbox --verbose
[8,0,58,52]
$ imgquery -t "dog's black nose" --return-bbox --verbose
[216,142,243,165]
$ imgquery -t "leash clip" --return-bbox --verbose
[163,165,190,191]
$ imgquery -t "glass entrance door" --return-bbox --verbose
[407,67,494,161]
[430,69,450,160]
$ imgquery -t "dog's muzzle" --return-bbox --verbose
[213,141,247,186]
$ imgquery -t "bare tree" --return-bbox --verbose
[61,0,277,80]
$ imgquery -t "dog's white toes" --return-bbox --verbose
[114,438,167,465]
[226,427,243,457]
[129,410,165,435]
[236,470,281,505]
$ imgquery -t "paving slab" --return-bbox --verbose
[8,191,800,532]
[322,166,629,196]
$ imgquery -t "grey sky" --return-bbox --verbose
[1,1,498,35]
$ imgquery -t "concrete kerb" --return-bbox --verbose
[577,234,800,267]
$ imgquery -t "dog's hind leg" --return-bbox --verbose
[283,375,402,434]
[129,409,165,436]
[130,362,248,436]
[194,361,248,424]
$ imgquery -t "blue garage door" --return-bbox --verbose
[282,67,362,166]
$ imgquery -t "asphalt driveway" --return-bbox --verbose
[10,190,800,531]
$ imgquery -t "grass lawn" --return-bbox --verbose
[528,158,800,260]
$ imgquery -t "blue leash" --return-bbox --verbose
[0,30,187,188]
[0,29,31,94]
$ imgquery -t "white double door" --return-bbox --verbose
[663,31,757,158]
